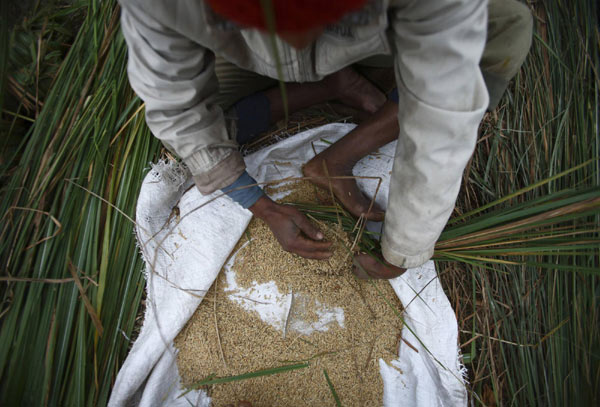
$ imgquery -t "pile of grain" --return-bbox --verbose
[175,182,403,406]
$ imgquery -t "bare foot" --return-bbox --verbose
[302,156,384,222]
[353,253,406,279]
[325,102,371,124]
[326,67,386,114]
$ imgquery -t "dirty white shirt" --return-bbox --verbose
[119,0,489,268]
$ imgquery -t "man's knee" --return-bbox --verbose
[485,0,533,74]
[505,1,534,65]
[482,0,533,109]
[489,0,533,36]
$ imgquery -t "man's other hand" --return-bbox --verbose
[353,253,406,279]
[249,196,333,259]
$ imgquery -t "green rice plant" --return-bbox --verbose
[294,175,598,274]
[0,0,596,406]
[435,189,599,270]
[0,1,8,118]
[0,1,161,406]
[449,0,599,404]
[295,164,598,405]
[1,1,85,169]
[323,369,343,407]
[180,362,310,397]
[292,2,599,403]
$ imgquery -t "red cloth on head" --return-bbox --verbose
[206,0,367,32]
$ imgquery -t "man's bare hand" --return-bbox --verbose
[353,253,406,279]
[249,196,333,259]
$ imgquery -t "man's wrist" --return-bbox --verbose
[248,195,274,219]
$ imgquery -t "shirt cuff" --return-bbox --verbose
[381,233,434,269]
[189,149,246,194]
[220,171,265,209]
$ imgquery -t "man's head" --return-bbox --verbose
[206,0,367,49]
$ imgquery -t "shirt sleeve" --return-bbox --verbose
[382,0,489,268]
[120,1,245,194]
[220,171,265,209]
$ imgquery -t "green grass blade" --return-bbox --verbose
[323,369,342,407]
[179,362,310,397]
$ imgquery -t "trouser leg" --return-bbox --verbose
[214,56,343,145]
[355,0,534,111]
[354,55,397,96]
[213,56,276,111]
[482,0,534,109]
[215,56,390,145]
[213,56,277,145]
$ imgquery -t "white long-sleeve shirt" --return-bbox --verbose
[119,0,489,268]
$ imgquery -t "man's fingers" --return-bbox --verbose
[285,234,333,259]
[294,235,333,251]
[295,249,335,260]
[292,212,325,241]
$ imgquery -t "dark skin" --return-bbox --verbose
[304,100,407,280]
[248,28,406,280]
[249,195,333,260]
[264,67,386,120]
[302,100,399,223]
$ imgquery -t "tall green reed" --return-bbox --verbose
[0,1,160,405]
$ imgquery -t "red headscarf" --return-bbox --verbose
[205,0,368,32]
